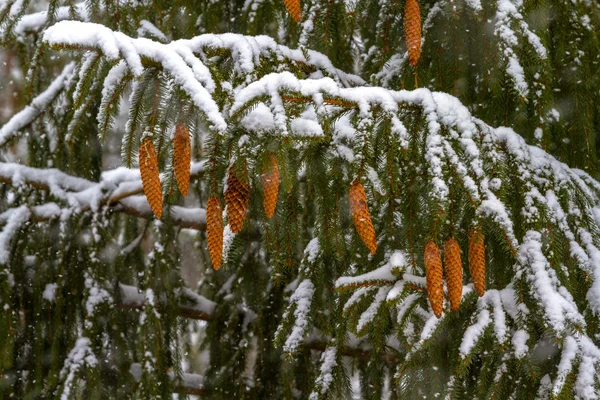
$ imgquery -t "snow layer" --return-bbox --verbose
[283,280,315,353]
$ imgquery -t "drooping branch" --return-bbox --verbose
[118,283,399,364]
[0,63,75,147]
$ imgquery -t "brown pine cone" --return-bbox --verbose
[139,137,163,219]
[444,238,463,312]
[404,0,421,67]
[283,0,302,22]
[261,154,280,219]
[173,123,191,196]
[349,180,377,254]
[468,227,486,297]
[225,164,250,233]
[425,241,444,318]
[206,196,224,270]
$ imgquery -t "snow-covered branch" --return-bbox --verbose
[0,63,75,148]
[0,161,208,230]
[39,20,364,135]
[119,283,216,322]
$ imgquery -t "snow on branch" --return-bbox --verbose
[335,262,396,291]
[275,279,315,354]
[309,346,338,400]
[41,20,364,135]
[0,161,208,231]
[336,251,413,291]
[13,3,89,36]
[119,284,216,322]
[60,337,98,400]
[0,62,75,148]
[0,205,30,264]
[517,231,585,334]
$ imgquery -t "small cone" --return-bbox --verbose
[468,227,486,297]
[173,124,191,196]
[283,0,302,22]
[425,241,443,318]
[444,238,463,312]
[207,196,223,270]
[139,137,162,219]
[404,0,421,66]
[225,164,250,233]
[349,180,377,254]
[261,154,280,219]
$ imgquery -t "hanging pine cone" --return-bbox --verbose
[173,123,191,196]
[349,180,377,254]
[444,238,463,312]
[468,227,486,297]
[139,137,162,219]
[404,0,421,67]
[425,241,443,318]
[261,154,280,219]
[225,164,250,233]
[207,196,223,270]
[283,0,302,22]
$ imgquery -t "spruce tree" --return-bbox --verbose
[0,1,599,399]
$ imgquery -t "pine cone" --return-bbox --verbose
[261,154,280,219]
[283,0,302,22]
[468,227,486,297]
[207,196,223,270]
[425,241,443,318]
[444,238,463,312]
[139,137,163,219]
[225,164,250,233]
[404,0,421,67]
[349,180,377,254]
[173,123,191,196]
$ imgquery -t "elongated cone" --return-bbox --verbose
[444,238,463,312]
[468,227,486,297]
[425,241,443,318]
[173,124,191,196]
[261,154,280,219]
[349,181,377,254]
[283,0,302,22]
[404,0,421,66]
[225,165,250,233]
[139,138,162,219]
[207,196,223,270]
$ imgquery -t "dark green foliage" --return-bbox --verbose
[0,1,599,400]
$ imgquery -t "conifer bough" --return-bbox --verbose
[1,7,600,399]
[139,137,163,219]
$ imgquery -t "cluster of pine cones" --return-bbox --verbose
[138,124,280,270]
[140,129,484,315]
[139,124,191,219]
[206,155,280,270]
[425,229,486,318]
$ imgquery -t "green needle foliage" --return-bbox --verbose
[0,1,599,399]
